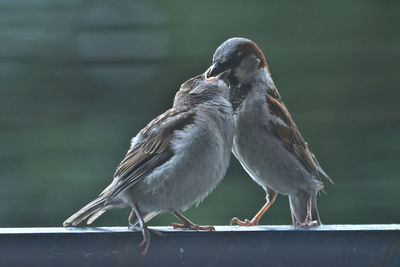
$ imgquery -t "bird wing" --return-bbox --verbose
[105,107,196,201]
[266,90,333,183]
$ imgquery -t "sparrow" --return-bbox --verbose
[206,37,333,227]
[63,69,234,255]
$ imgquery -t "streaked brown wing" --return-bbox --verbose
[266,92,331,182]
[106,108,196,201]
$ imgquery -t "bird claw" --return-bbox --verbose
[139,227,151,256]
[148,228,163,237]
[128,224,142,231]
[129,224,163,236]
[293,220,320,228]
[230,217,258,226]
[169,222,215,231]
[128,224,152,255]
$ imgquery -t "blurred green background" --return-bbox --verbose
[0,0,399,227]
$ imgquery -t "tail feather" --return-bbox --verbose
[87,208,109,225]
[63,197,107,227]
[312,154,334,184]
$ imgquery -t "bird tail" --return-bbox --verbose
[289,190,321,224]
[312,154,334,185]
[63,196,109,227]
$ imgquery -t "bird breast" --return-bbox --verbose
[232,88,321,195]
[134,106,234,212]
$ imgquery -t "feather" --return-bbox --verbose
[63,196,107,227]
[266,92,333,183]
[106,108,196,202]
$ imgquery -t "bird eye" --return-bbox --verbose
[192,79,200,87]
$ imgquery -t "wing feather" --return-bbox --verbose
[105,107,196,201]
[266,92,332,183]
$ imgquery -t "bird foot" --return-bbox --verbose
[129,224,163,237]
[293,220,320,228]
[128,224,163,255]
[138,227,150,256]
[230,217,259,226]
[128,224,142,231]
[169,222,215,231]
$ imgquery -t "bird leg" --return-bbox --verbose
[294,197,320,227]
[128,203,153,256]
[291,213,297,227]
[230,187,277,226]
[170,211,215,231]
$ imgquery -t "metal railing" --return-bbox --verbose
[0,225,399,266]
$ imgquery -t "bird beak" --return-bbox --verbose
[205,66,231,85]
[216,69,231,82]
[205,63,225,79]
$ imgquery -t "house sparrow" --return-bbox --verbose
[63,70,234,254]
[206,37,333,227]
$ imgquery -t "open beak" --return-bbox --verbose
[205,65,231,84]
[205,63,226,79]
[216,69,231,82]
[204,68,231,87]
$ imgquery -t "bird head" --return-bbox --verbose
[206,37,268,86]
[173,69,231,107]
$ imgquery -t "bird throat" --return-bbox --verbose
[230,83,251,112]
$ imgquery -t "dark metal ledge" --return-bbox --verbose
[0,225,399,266]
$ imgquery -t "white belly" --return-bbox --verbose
[232,91,322,195]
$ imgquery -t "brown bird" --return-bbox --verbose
[63,70,234,254]
[206,37,333,227]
